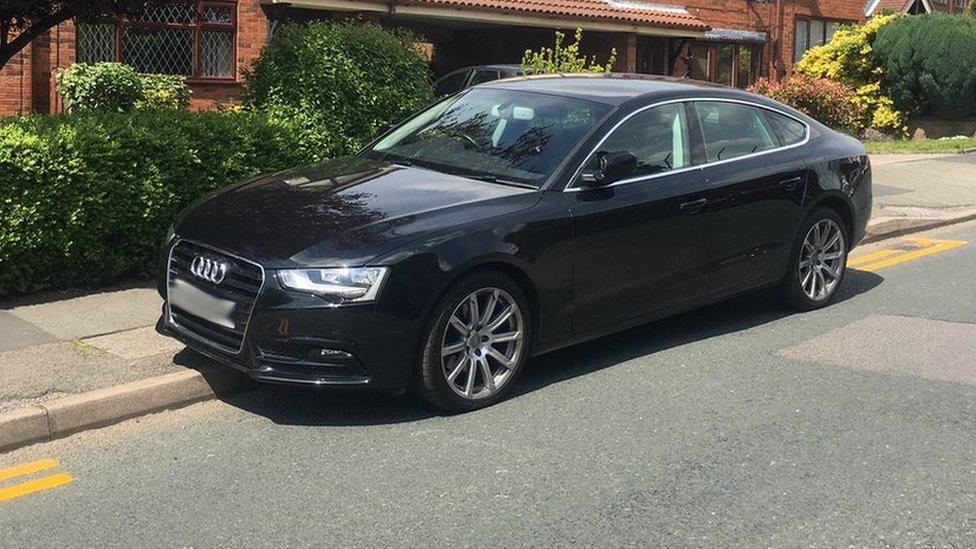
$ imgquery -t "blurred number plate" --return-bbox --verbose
[170,278,236,329]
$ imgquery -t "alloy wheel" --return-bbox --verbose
[798,218,846,301]
[440,287,525,400]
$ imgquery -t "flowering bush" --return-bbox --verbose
[795,13,907,136]
[749,75,865,135]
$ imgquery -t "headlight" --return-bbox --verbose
[276,267,389,303]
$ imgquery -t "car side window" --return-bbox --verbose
[469,69,501,86]
[764,110,807,146]
[693,101,778,163]
[434,71,469,96]
[584,103,691,179]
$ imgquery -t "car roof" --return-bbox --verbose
[444,64,524,74]
[479,73,736,105]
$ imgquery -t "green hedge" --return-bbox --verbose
[0,110,305,296]
[56,62,193,112]
[242,21,433,162]
[874,13,976,119]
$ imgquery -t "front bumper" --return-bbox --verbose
[157,298,418,389]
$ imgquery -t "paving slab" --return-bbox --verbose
[0,340,181,413]
[6,287,162,340]
[0,311,55,352]
[83,326,184,361]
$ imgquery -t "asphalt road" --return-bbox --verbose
[3,221,976,547]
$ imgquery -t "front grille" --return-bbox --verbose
[167,240,264,354]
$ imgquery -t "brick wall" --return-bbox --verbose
[0,0,268,115]
[683,0,865,79]
[0,0,867,116]
[0,45,32,115]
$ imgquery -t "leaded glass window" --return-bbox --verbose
[75,1,236,79]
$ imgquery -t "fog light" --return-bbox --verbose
[310,348,354,361]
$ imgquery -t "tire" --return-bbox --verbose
[414,271,532,412]
[779,207,849,311]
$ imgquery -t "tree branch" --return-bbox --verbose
[0,8,80,70]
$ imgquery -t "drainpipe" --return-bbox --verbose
[774,0,783,81]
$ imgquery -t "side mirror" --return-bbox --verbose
[580,151,637,187]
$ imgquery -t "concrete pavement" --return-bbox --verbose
[0,219,974,546]
[867,152,976,241]
[0,284,183,414]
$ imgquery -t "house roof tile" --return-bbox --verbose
[865,0,911,16]
[399,0,710,31]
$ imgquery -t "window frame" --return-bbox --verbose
[77,0,238,82]
[687,41,762,88]
[564,98,811,192]
[580,102,693,179]
[794,16,851,63]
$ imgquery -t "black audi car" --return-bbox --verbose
[158,74,871,411]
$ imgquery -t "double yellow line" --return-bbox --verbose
[849,237,967,272]
[0,458,73,502]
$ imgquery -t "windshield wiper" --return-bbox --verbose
[462,173,536,189]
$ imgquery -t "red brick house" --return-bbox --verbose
[0,0,864,116]
[865,0,969,16]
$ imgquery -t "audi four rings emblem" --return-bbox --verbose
[190,256,229,284]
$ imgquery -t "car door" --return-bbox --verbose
[690,100,809,297]
[568,102,712,335]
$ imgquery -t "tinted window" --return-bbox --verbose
[434,70,469,96]
[693,101,778,163]
[469,69,501,86]
[585,103,691,178]
[368,89,611,186]
[764,111,807,146]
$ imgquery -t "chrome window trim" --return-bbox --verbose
[563,96,812,193]
[165,237,266,355]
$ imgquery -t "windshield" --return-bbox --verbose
[364,89,611,186]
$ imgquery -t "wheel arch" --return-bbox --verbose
[440,257,541,351]
[808,194,855,240]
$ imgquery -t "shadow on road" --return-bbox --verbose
[195,269,884,426]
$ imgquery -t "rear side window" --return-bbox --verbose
[585,103,691,178]
[693,101,779,163]
[434,70,469,96]
[469,69,501,86]
[764,110,807,146]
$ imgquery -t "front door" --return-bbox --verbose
[568,102,712,335]
[689,100,809,297]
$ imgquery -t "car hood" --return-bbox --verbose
[175,156,541,268]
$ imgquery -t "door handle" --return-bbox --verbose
[780,176,802,192]
[679,198,709,214]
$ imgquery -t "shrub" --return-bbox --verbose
[521,28,616,74]
[874,13,976,119]
[795,14,907,135]
[136,73,192,110]
[56,62,143,112]
[242,21,433,162]
[56,62,193,112]
[0,110,306,296]
[749,75,865,134]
